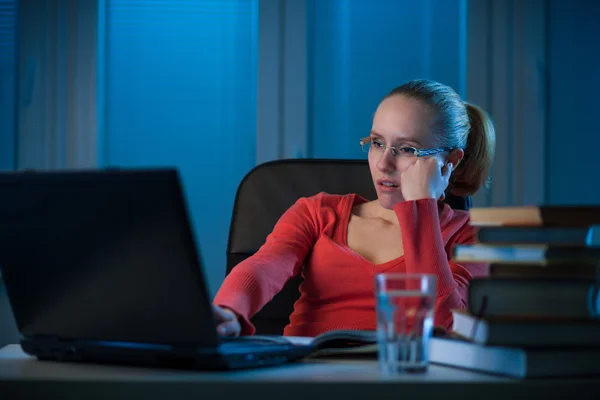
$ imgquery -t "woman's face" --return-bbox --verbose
[367,95,446,209]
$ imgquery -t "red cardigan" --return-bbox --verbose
[213,192,486,336]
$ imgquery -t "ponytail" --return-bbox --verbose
[448,103,496,196]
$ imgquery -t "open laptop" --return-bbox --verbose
[0,168,313,370]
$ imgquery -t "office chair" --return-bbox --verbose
[225,158,472,335]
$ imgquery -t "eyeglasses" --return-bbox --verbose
[359,136,453,158]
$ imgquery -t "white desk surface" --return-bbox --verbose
[1,344,599,400]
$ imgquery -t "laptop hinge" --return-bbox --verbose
[31,334,64,346]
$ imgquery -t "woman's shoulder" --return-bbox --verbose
[290,192,369,224]
[298,192,365,210]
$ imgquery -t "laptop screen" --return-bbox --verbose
[0,168,219,346]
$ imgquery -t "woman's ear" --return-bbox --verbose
[446,148,464,170]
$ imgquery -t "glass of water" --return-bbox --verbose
[375,273,437,374]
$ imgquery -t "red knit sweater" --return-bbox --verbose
[213,192,486,336]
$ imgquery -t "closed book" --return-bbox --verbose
[489,263,600,279]
[468,205,600,227]
[453,244,600,264]
[429,336,600,378]
[467,277,600,319]
[450,309,600,347]
[475,226,600,247]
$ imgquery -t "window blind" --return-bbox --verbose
[103,0,258,295]
[0,0,17,170]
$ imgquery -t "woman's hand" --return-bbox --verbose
[400,157,453,202]
[212,304,241,337]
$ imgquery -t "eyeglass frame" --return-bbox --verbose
[359,136,454,158]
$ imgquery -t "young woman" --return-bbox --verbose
[212,79,495,337]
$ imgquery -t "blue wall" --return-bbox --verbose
[7,0,600,299]
[0,0,16,170]
[102,0,258,295]
[547,1,600,204]
[308,0,466,160]
[101,0,467,294]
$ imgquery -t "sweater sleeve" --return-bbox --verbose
[393,198,487,330]
[213,196,319,335]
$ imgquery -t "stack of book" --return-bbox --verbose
[429,205,600,378]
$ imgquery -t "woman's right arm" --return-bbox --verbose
[213,196,320,335]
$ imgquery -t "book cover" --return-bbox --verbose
[429,335,600,378]
[474,226,600,247]
[453,244,600,264]
[468,205,600,227]
[450,309,600,347]
[467,277,600,319]
[489,262,600,279]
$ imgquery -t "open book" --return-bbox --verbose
[236,329,379,358]
[235,327,453,358]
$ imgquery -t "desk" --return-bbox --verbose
[1,344,600,400]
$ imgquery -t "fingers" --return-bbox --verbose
[212,304,236,322]
[443,162,453,181]
[217,320,240,336]
[212,305,241,337]
[419,156,445,172]
[438,162,453,202]
[402,157,452,202]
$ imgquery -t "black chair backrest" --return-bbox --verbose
[225,158,471,334]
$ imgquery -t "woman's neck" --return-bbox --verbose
[364,198,444,226]
[365,200,400,226]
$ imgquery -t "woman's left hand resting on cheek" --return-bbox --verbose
[400,158,453,202]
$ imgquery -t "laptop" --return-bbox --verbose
[0,168,313,370]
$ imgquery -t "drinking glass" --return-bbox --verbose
[375,273,437,373]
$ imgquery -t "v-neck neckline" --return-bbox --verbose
[337,194,452,270]
[337,194,405,269]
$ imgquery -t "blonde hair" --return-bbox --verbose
[383,79,496,196]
